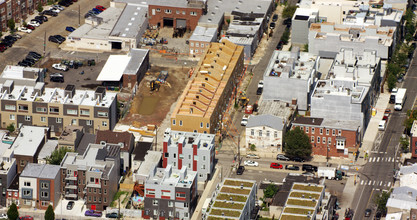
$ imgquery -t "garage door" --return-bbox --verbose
[163,18,174,27]
[176,19,186,28]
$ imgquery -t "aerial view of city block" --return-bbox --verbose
[0,0,415,219]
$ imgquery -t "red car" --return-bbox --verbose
[270,163,283,169]
[26,25,35,30]
[19,216,34,220]
[96,5,106,11]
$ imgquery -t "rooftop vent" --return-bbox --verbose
[95,87,106,102]
[64,84,76,99]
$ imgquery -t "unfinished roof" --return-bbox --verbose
[292,117,323,126]
[189,26,217,42]
[38,140,58,161]
[258,100,297,120]
[171,39,243,119]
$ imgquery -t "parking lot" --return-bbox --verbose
[0,0,111,72]
[55,198,87,219]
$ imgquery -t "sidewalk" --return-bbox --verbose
[336,175,358,217]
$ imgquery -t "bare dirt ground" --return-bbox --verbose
[120,65,189,127]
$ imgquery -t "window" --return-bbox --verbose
[306,127,309,133]
[323,137,326,144]
[89,188,91,193]
[317,137,320,143]
[266,131,270,137]
[18,105,28,111]
[164,9,171,14]
[332,129,336,136]
[176,193,186,198]
[25,116,31,121]
[206,123,209,128]
[338,130,342,135]
[98,112,108,117]
[251,129,254,135]
[188,155,191,160]
[326,129,330,135]
[71,119,77,125]
[190,11,197,16]
[104,189,107,194]
[86,120,93,126]
[200,122,203,128]
[40,117,46,122]
[154,210,158,215]
[258,130,262,137]
[5,105,16,111]
[274,131,278,138]
[196,43,199,47]
[94,188,96,193]
[104,197,107,203]
[20,160,25,166]
[195,49,199,53]
[80,109,90,116]
[36,107,47,113]
[156,8,160,12]
[67,109,78,115]
[176,10,180,14]
[88,196,91,202]
[23,190,31,196]
[311,128,315,134]
[153,200,159,206]
[320,128,323,134]
[9,114,15,120]
[102,121,108,127]
[182,11,185,15]
[41,191,48,198]
[49,107,59,113]
[203,156,206,161]
[56,118,62,123]
[94,197,96,202]
[99,197,101,202]
[24,182,31,187]
[328,139,331,145]
[172,119,176,125]
[41,182,48,189]
[190,42,194,47]
[104,180,107,186]
[162,191,170,197]
[179,120,183,126]
[184,203,189,207]
[311,136,314,143]
[90,177,94,183]
[169,211,173,217]
[168,201,173,207]
[185,213,189,217]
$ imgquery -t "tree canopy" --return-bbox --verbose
[282,5,298,19]
[46,147,73,165]
[284,127,312,158]
[7,19,15,32]
[7,203,18,220]
[44,205,55,220]
[264,184,278,198]
[374,191,390,214]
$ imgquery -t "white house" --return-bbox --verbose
[245,115,286,150]
[19,173,38,207]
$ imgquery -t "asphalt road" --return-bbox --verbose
[352,48,417,219]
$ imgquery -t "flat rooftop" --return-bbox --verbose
[20,163,60,179]
[164,130,215,151]
[13,126,49,157]
[110,4,147,38]
[258,100,297,121]
[135,151,161,180]
[312,80,368,103]
[148,165,197,188]
[189,26,217,42]
[38,140,58,161]
[1,65,42,81]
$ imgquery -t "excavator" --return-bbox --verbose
[149,80,160,92]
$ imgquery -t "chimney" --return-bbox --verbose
[94,87,106,102]
[64,84,76,99]
[292,98,297,105]
[3,80,14,94]
[34,82,45,96]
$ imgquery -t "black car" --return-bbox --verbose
[26,54,40,61]
[35,15,48,22]
[54,35,65,42]
[236,166,245,175]
[256,87,263,95]
[364,208,372,217]
[42,10,58,16]
[50,73,64,82]
[375,211,382,220]
[302,164,317,172]
[1,40,13,47]
[4,35,17,42]
[23,58,36,66]
[105,213,118,218]
[49,36,62,44]
[276,41,284,50]
[28,51,42,59]
[269,22,276,29]
[283,18,292,26]
[18,61,29,67]
[66,201,74,210]
[272,14,278,22]
[285,165,300,170]
[31,18,43,24]
[291,157,305,162]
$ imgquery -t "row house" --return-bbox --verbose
[0,0,47,32]
[291,117,361,157]
[163,129,215,182]
[143,165,197,219]
[60,143,120,211]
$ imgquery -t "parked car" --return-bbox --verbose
[272,14,278,22]
[4,35,17,42]
[92,8,101,13]
[35,15,48,22]
[50,73,64,82]
[31,18,43,24]
[65,26,76,32]
[26,54,40,61]
[378,120,386,131]
[276,154,290,161]
[12,34,22,39]
[23,58,35,66]
[291,157,305,162]
[285,165,300,170]
[302,172,315,177]
[19,216,34,220]
[0,45,6,52]
[364,208,372,217]
[29,51,42,59]
[49,8,61,13]
[66,201,74,210]
[270,163,283,169]
[49,35,63,44]
[246,154,260,159]
[52,5,65,10]
[1,40,13,47]
[241,115,249,126]
[276,41,284,50]
[42,10,58,16]
[28,21,40,27]
[258,80,264,89]
[375,211,382,220]
[84,210,102,217]
[236,166,245,175]
[96,5,106,11]
[106,212,118,218]
[244,160,259,167]
[269,22,276,29]
[0,213,7,219]
[52,63,69,71]
[26,25,35,30]
[18,27,32,33]
[256,87,263,95]
[302,164,317,172]
[18,61,29,67]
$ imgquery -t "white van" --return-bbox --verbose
[378,120,386,131]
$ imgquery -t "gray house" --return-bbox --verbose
[291,8,319,46]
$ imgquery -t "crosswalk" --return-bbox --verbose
[359,179,392,187]
[367,156,399,163]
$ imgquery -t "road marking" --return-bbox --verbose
[388,157,391,162]
[70,51,75,54]
[368,180,372,185]
[372,157,376,162]
[379,181,383,186]
[361,180,364,185]
[373,180,376,185]
[388,182,392,187]
[376,157,380,162]
[259,171,263,173]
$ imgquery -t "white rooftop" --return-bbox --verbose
[97,55,131,81]
[189,26,217,42]
[135,151,162,182]
[411,120,417,137]
[1,65,43,81]
[13,126,49,157]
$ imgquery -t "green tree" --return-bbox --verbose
[6,123,15,133]
[387,73,397,91]
[280,28,290,44]
[250,144,256,151]
[44,205,55,220]
[37,2,44,13]
[46,147,73,165]
[400,136,409,152]
[303,44,308,52]
[7,203,18,220]
[263,184,278,198]
[7,19,15,32]
[374,191,390,214]
[284,126,312,158]
[282,5,298,19]
[404,110,417,134]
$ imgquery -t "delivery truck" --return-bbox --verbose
[394,88,407,111]
[317,167,342,180]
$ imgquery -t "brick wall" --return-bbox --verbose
[411,136,417,158]
[148,5,202,30]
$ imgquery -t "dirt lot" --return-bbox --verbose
[120,66,190,127]
[40,58,106,89]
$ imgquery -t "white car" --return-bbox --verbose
[52,5,64,10]
[52,63,68,71]
[18,27,32,33]
[378,120,386,131]
[258,80,264,89]
[49,8,61,13]
[28,21,40,27]
[246,154,260,159]
[241,115,249,126]
[244,160,259,167]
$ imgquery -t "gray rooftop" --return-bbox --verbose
[189,26,217,42]
[321,118,361,131]
[13,126,49,157]
[399,163,417,175]
[125,49,149,75]
[246,115,285,131]
[110,4,147,38]
[258,100,297,121]
[76,133,96,155]
[38,140,58,161]
[20,163,60,179]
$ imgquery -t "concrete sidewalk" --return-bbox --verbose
[336,175,358,217]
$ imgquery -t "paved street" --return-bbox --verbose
[352,48,417,219]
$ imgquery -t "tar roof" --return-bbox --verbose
[133,141,152,161]
[20,163,60,179]
[96,130,134,152]
[246,115,285,131]
[13,126,49,157]
[37,140,58,160]
[76,133,96,154]
[292,117,323,126]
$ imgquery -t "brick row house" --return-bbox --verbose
[291,117,361,158]
[0,0,47,32]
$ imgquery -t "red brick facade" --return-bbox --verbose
[411,136,417,158]
[292,125,360,158]
[0,0,47,32]
[148,5,203,30]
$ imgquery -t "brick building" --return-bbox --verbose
[410,120,417,158]
[0,0,47,32]
[291,117,361,158]
[148,0,207,30]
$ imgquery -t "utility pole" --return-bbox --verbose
[78,5,81,27]
[237,134,241,165]
[118,197,121,220]
[43,31,46,57]
[155,125,158,151]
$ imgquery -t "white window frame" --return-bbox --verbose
[164,9,172,14]
[172,119,176,125]
[86,120,93,126]
[9,114,15,120]
[49,107,59,113]
[102,121,108,127]
[98,111,108,117]
[190,11,197,16]
[5,105,16,111]
[24,116,31,121]
[80,109,90,116]
[66,109,78,115]
[36,107,47,113]
[40,117,46,122]
[71,119,77,125]
[56,118,62,123]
